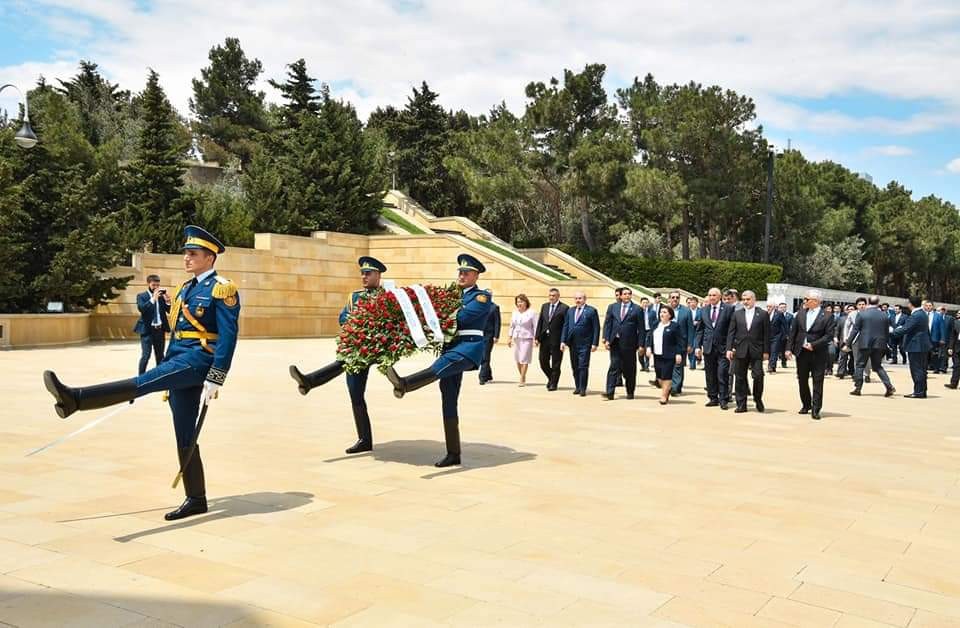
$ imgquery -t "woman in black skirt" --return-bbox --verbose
[645,305,685,404]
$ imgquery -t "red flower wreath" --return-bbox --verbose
[336,284,462,374]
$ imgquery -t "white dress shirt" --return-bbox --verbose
[653,323,666,355]
[744,306,755,331]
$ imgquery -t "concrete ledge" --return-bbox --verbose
[0,313,91,349]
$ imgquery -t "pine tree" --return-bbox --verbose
[268,58,320,127]
[190,37,269,165]
[126,69,189,253]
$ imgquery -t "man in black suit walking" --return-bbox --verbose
[696,287,733,410]
[891,296,933,398]
[535,288,568,391]
[603,287,643,400]
[847,295,896,397]
[785,289,837,420]
[767,302,786,373]
[725,290,770,413]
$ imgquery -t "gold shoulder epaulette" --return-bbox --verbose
[212,276,237,299]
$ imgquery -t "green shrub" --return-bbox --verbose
[565,249,782,298]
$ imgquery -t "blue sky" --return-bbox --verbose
[2,0,959,205]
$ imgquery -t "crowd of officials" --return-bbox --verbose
[476,287,960,420]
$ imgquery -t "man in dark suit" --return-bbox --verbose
[846,295,896,397]
[779,304,794,368]
[560,291,600,396]
[687,296,702,370]
[935,306,951,373]
[891,296,933,398]
[725,290,770,413]
[889,305,908,364]
[134,274,170,375]
[535,288,568,391]
[946,311,960,389]
[767,302,786,373]
[478,294,501,384]
[696,287,733,410]
[785,289,837,420]
[923,300,942,373]
[637,296,651,372]
[666,291,696,394]
[603,287,643,400]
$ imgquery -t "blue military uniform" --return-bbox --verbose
[288,256,386,453]
[386,253,493,467]
[43,225,239,520]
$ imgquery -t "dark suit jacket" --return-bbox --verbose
[785,307,837,355]
[695,302,733,354]
[930,311,944,344]
[674,304,696,352]
[726,308,771,359]
[603,301,643,348]
[645,322,685,358]
[891,309,933,353]
[561,304,600,348]
[133,290,170,335]
[769,310,786,340]
[847,306,888,350]
[645,304,660,331]
[949,317,960,353]
[535,301,568,345]
[483,303,501,339]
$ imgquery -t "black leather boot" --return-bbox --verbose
[385,367,438,399]
[345,405,373,454]
[165,446,208,521]
[289,361,344,395]
[43,371,137,419]
[435,416,461,467]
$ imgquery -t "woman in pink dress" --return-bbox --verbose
[508,294,537,386]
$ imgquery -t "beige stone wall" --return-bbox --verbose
[0,313,90,349]
[77,231,628,344]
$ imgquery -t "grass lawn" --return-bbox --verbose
[469,238,569,281]
[381,207,428,234]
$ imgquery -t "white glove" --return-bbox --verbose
[203,380,221,403]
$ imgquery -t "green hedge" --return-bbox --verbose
[381,207,427,234]
[566,249,782,299]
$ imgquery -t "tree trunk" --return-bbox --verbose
[709,223,720,259]
[695,212,707,258]
[663,218,673,256]
[580,198,595,252]
[681,205,690,260]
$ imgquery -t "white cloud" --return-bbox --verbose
[1,0,959,140]
[946,158,960,174]
[864,145,915,157]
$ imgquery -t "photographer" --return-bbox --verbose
[134,274,171,374]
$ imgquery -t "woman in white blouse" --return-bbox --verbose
[644,305,685,404]
[508,294,537,386]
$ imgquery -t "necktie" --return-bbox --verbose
[575,307,582,322]
[549,303,556,320]
[153,292,161,327]
[620,303,627,321]
[711,306,718,323]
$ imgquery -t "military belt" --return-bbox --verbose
[174,331,219,341]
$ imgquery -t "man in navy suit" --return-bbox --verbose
[603,287,643,400]
[687,296,702,369]
[696,287,734,409]
[637,296,651,372]
[767,302,786,373]
[935,305,951,373]
[889,304,908,364]
[779,304,794,368]
[665,291,696,394]
[478,295,501,384]
[134,274,170,375]
[923,300,942,373]
[561,291,600,396]
[891,296,933,398]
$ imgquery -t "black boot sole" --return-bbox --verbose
[289,365,310,395]
[43,371,75,419]
[345,441,373,454]
[435,455,461,467]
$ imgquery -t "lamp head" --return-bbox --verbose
[14,120,37,149]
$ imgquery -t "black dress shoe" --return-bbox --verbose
[734,406,747,413]
[705,400,719,407]
[572,389,580,395]
[164,496,208,521]
[435,454,461,467]
[885,387,896,397]
[945,384,958,389]
[811,411,821,420]
[579,391,586,397]
[755,401,765,413]
[904,393,927,398]
[479,380,487,385]
[626,394,635,400]
[720,402,729,410]
[799,407,810,414]
[849,389,861,396]
[603,392,614,400]
[345,440,372,454]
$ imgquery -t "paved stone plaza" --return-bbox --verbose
[1,339,958,627]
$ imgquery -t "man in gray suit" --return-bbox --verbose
[846,295,896,397]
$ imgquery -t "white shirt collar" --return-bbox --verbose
[194,268,216,283]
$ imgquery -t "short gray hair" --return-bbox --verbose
[805,289,823,302]
[742,290,756,300]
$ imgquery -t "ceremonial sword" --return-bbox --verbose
[26,403,134,457]
[171,401,209,489]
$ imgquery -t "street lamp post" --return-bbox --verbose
[763,148,775,263]
[388,150,397,190]
[0,83,38,149]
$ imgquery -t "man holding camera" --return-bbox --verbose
[134,275,171,374]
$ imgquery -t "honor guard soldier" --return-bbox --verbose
[289,256,386,454]
[43,226,241,521]
[386,253,493,467]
